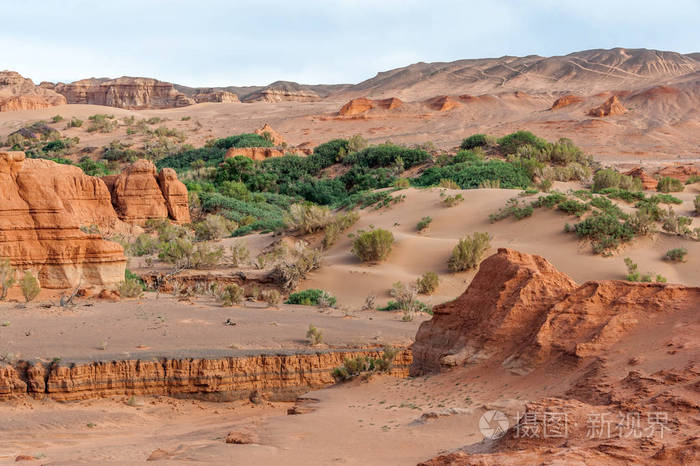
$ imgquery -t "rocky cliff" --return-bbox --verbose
[103,159,190,225]
[0,151,126,288]
[0,348,412,401]
[588,95,627,117]
[242,81,321,103]
[411,248,700,375]
[54,77,194,109]
[0,71,67,112]
[193,90,240,103]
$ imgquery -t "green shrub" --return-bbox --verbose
[66,117,83,128]
[448,232,491,272]
[417,216,433,232]
[322,211,360,249]
[660,208,693,236]
[331,347,398,381]
[624,257,640,281]
[573,212,634,254]
[601,188,645,203]
[592,169,642,192]
[51,115,63,123]
[438,179,460,189]
[657,177,684,193]
[416,272,439,294]
[212,133,273,150]
[344,144,430,170]
[557,199,590,216]
[219,284,244,306]
[478,179,500,189]
[189,243,225,269]
[87,114,117,133]
[230,240,250,267]
[460,134,489,150]
[287,289,336,307]
[393,178,411,189]
[489,198,533,222]
[0,259,16,300]
[415,160,531,190]
[531,192,567,208]
[497,131,548,154]
[695,195,700,215]
[351,228,395,262]
[306,324,323,345]
[664,248,688,263]
[649,194,683,205]
[129,233,159,256]
[19,271,40,302]
[118,273,144,298]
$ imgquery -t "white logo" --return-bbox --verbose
[479,410,509,439]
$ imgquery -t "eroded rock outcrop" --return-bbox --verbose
[588,95,627,117]
[254,123,285,145]
[551,94,584,110]
[243,81,321,103]
[411,248,700,375]
[655,164,700,182]
[103,159,190,225]
[192,90,240,103]
[0,71,67,112]
[625,167,658,190]
[0,349,411,401]
[55,77,194,109]
[338,97,404,116]
[0,151,126,288]
[425,95,459,111]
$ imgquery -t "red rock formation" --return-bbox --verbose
[0,349,411,401]
[0,71,66,112]
[0,151,126,288]
[192,90,239,103]
[587,95,627,116]
[157,168,191,224]
[254,123,286,145]
[425,95,460,111]
[551,94,584,110]
[411,248,700,375]
[625,167,658,190]
[225,147,287,161]
[655,164,700,182]
[103,159,190,225]
[54,77,194,109]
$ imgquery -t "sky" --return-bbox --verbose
[2,0,700,87]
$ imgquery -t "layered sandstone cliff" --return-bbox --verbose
[54,77,194,109]
[192,90,240,103]
[625,167,658,190]
[0,151,126,288]
[0,71,67,112]
[103,159,190,225]
[0,349,411,401]
[242,81,321,103]
[411,248,700,375]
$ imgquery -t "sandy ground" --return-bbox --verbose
[0,295,426,363]
[305,185,700,308]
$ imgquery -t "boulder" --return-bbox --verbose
[0,151,126,288]
[550,94,583,110]
[157,168,191,223]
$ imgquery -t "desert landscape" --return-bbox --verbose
[1,18,700,464]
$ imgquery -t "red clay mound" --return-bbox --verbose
[411,248,700,375]
[551,94,584,110]
[625,167,658,190]
[656,164,700,182]
[587,95,627,117]
[425,95,460,111]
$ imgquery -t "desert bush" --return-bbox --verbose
[657,177,684,193]
[649,194,683,205]
[51,115,63,123]
[230,240,250,266]
[489,198,533,222]
[417,216,433,232]
[592,169,641,192]
[129,233,159,256]
[306,324,323,345]
[626,210,656,236]
[118,273,144,298]
[0,258,15,300]
[193,214,236,241]
[66,117,83,128]
[624,258,666,283]
[261,289,281,306]
[287,203,334,234]
[442,193,464,207]
[212,133,273,150]
[572,212,634,255]
[344,144,430,170]
[19,271,40,302]
[478,179,501,189]
[695,195,700,216]
[87,114,117,133]
[448,232,491,272]
[322,211,360,249]
[331,347,398,381]
[287,289,336,307]
[189,243,225,269]
[497,131,548,154]
[219,284,244,306]
[557,199,590,216]
[660,208,693,236]
[393,178,411,189]
[351,228,395,262]
[415,159,531,190]
[416,272,439,294]
[664,248,688,263]
[269,244,321,291]
[158,237,194,267]
[438,179,460,189]
[460,134,489,150]
[537,178,553,192]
